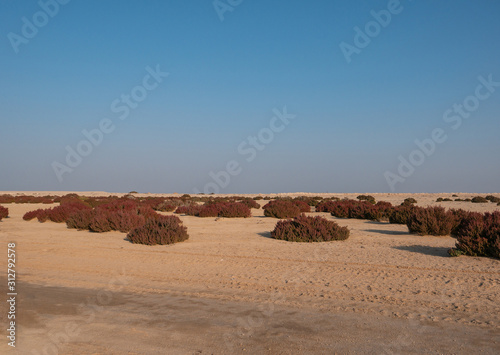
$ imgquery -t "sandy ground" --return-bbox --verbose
[0,192,499,354]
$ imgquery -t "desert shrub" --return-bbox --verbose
[238,198,261,209]
[436,197,444,202]
[357,195,375,204]
[293,200,311,213]
[403,198,417,205]
[108,211,146,233]
[0,206,8,221]
[293,196,323,207]
[389,205,419,225]
[127,215,189,245]
[455,198,463,201]
[48,202,92,223]
[451,211,500,258]
[471,196,488,203]
[198,203,222,217]
[175,204,202,216]
[23,201,91,223]
[66,210,95,230]
[449,209,476,235]
[263,200,301,219]
[253,196,263,200]
[271,215,349,242]
[218,203,251,218]
[315,200,348,215]
[23,209,44,221]
[88,210,113,233]
[485,195,500,203]
[406,207,456,236]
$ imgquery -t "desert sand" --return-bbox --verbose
[0,192,499,354]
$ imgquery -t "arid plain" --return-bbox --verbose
[1,192,499,354]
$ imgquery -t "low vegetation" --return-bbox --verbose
[0,206,9,221]
[127,215,189,245]
[263,200,301,219]
[450,211,500,258]
[271,215,349,242]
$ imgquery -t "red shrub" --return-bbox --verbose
[219,202,251,218]
[23,209,44,221]
[108,211,146,233]
[271,215,349,242]
[175,204,202,216]
[66,210,95,230]
[47,201,92,223]
[315,200,350,217]
[389,205,418,225]
[452,211,500,258]
[406,207,456,236]
[198,203,223,217]
[0,206,9,220]
[238,198,261,209]
[293,200,311,213]
[263,200,301,219]
[88,210,113,233]
[127,215,189,245]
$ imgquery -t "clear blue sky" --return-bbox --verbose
[1,0,499,194]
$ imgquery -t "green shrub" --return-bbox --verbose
[271,215,349,242]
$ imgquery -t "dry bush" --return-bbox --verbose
[127,215,189,245]
[471,196,488,203]
[0,206,8,221]
[406,206,457,236]
[218,202,251,218]
[485,195,500,203]
[357,195,376,204]
[238,198,261,209]
[451,211,500,258]
[389,205,418,225]
[403,197,417,205]
[175,204,202,216]
[263,200,301,219]
[271,215,349,242]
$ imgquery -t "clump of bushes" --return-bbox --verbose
[389,204,417,224]
[357,195,376,204]
[485,195,500,203]
[23,201,91,223]
[176,201,251,218]
[263,200,301,219]
[0,206,9,221]
[406,206,457,236]
[218,203,252,218]
[175,204,202,216]
[316,199,392,221]
[271,215,349,242]
[403,198,417,205]
[471,196,489,203]
[450,211,500,258]
[127,215,189,245]
[238,198,261,209]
